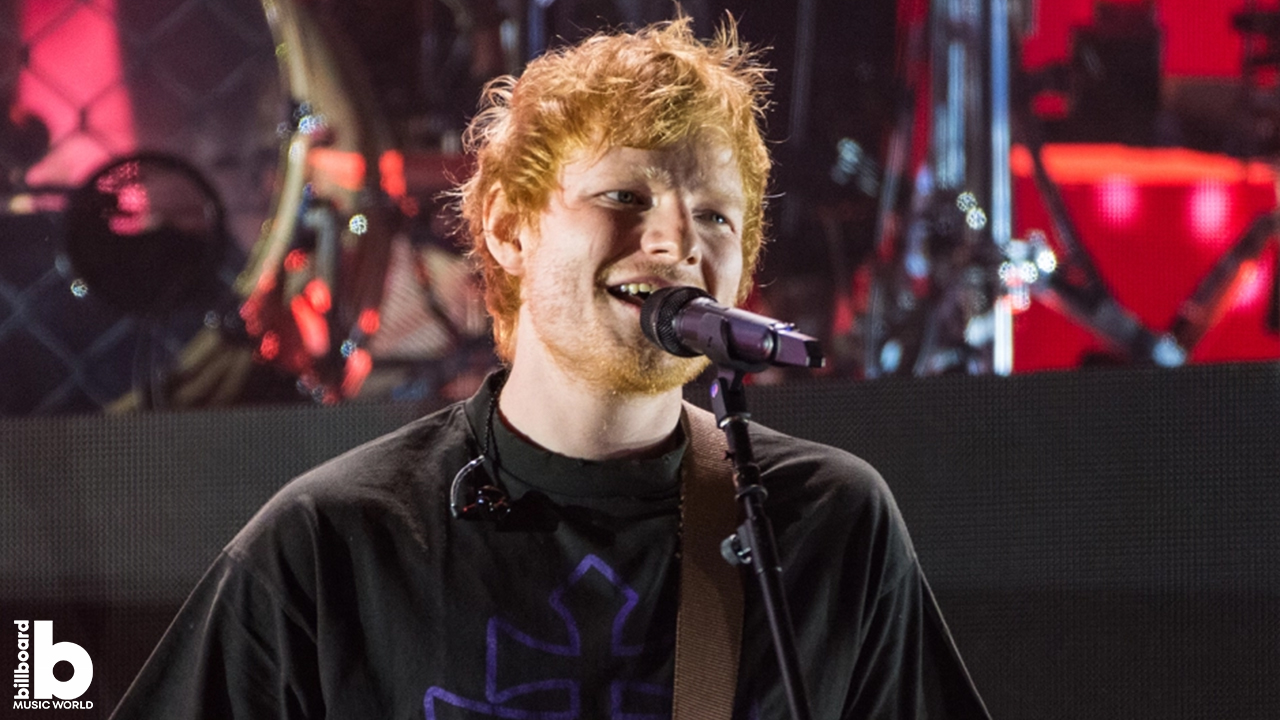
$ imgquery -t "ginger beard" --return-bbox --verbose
[516,252,712,396]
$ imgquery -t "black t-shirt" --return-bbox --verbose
[111,374,990,719]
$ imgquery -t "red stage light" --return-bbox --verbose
[1188,180,1232,247]
[1096,176,1140,227]
[358,308,381,335]
[303,278,332,314]
[290,295,330,358]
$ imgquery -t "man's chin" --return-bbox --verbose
[615,353,710,396]
[578,348,710,397]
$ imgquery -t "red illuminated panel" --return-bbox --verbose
[1194,248,1280,363]
[1020,0,1250,78]
[1012,144,1280,371]
[18,0,135,186]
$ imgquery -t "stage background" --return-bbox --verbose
[3,362,1279,718]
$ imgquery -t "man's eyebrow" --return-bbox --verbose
[633,164,674,185]
[585,164,665,188]
[697,183,747,211]
[594,159,743,209]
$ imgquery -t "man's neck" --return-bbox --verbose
[498,357,684,462]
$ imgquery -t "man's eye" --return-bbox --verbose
[699,210,730,226]
[605,190,644,205]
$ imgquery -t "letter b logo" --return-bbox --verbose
[33,621,93,700]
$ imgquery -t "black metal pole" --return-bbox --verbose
[712,369,812,720]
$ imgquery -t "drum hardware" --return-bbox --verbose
[122,0,402,408]
[863,0,1280,376]
[863,0,1022,378]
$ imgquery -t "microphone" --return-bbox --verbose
[640,286,824,372]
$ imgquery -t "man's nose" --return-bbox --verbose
[639,198,699,265]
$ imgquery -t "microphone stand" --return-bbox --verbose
[712,368,812,720]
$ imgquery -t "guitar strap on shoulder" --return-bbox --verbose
[673,401,744,719]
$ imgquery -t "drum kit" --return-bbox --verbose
[2,0,492,411]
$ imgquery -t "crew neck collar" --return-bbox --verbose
[463,371,685,503]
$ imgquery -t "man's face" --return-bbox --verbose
[511,138,747,395]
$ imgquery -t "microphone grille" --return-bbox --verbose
[640,286,708,357]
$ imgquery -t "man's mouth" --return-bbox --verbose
[606,282,657,306]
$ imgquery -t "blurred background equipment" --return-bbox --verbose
[61,152,244,409]
[860,0,1280,377]
[1,0,275,414]
[859,0,1022,378]
[1041,0,1164,146]
[64,153,228,316]
[3,0,1280,416]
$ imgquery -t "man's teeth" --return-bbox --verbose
[615,283,656,298]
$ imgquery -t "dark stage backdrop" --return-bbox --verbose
[3,363,1279,718]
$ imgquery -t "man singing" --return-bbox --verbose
[111,16,989,719]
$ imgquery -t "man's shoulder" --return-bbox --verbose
[746,420,913,541]
[748,421,888,499]
[225,400,473,558]
[288,400,473,496]
[746,421,921,584]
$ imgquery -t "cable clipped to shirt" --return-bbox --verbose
[450,375,511,522]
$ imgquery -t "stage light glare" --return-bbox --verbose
[1229,260,1266,309]
[1011,287,1032,312]
[880,340,903,373]
[1035,248,1058,274]
[999,261,1016,285]
[1190,181,1232,245]
[298,113,327,136]
[1019,263,1039,284]
[1096,176,1138,226]
[1152,336,1186,368]
[906,252,929,280]
[348,214,369,235]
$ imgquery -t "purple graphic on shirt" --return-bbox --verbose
[423,554,670,720]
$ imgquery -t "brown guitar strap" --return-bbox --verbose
[673,401,743,719]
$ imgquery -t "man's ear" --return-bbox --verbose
[483,188,526,277]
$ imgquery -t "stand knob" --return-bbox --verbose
[721,532,752,566]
